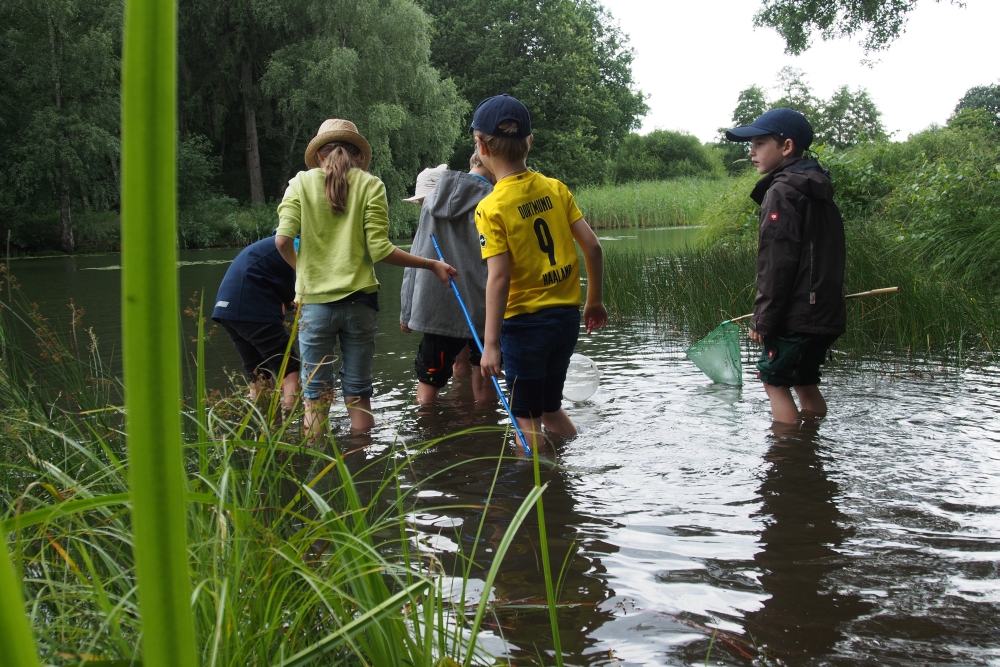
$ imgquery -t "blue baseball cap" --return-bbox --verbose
[470,94,532,137]
[725,108,814,150]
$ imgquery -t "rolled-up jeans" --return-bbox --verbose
[298,301,378,400]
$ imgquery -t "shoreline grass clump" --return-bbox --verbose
[574,177,730,229]
[0,284,560,665]
[603,226,1000,363]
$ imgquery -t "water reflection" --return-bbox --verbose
[744,421,871,663]
[360,379,619,663]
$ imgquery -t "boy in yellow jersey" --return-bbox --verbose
[472,94,607,447]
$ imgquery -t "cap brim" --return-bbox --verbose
[724,125,770,142]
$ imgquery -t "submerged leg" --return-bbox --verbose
[344,395,375,432]
[763,382,799,423]
[303,397,331,443]
[415,381,441,405]
[541,408,577,438]
[794,384,827,419]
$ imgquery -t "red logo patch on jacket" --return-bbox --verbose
[769,211,779,222]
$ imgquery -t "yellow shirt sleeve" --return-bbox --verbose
[475,201,508,259]
[275,176,302,238]
[559,181,584,225]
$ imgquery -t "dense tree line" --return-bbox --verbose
[0,0,646,254]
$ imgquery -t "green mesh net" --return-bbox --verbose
[685,321,743,386]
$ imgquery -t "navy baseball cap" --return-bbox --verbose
[470,94,532,137]
[725,108,814,150]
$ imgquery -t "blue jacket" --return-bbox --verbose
[212,237,296,324]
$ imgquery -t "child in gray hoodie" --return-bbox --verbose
[400,152,496,403]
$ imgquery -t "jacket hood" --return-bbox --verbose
[426,170,493,221]
[751,158,834,205]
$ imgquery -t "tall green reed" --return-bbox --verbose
[604,236,1000,361]
[575,178,729,229]
[120,0,198,664]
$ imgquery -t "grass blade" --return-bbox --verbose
[0,535,39,667]
[121,0,198,665]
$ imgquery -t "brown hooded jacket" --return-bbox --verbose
[750,158,846,339]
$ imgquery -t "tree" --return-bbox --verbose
[612,130,722,183]
[815,86,886,149]
[771,67,819,119]
[731,85,769,127]
[754,0,964,56]
[419,0,647,187]
[954,84,1000,130]
[259,0,467,206]
[0,0,121,252]
[178,0,286,204]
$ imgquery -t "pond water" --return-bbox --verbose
[7,227,1000,666]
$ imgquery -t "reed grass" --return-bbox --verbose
[574,178,729,229]
[120,0,198,663]
[604,223,1000,361]
[0,278,565,665]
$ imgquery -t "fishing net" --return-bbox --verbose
[684,321,743,386]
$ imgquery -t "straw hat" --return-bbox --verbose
[304,119,372,171]
[403,164,449,203]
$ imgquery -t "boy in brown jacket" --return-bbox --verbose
[726,108,846,424]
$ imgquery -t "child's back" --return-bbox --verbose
[471,94,607,449]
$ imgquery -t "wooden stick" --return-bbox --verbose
[729,286,899,323]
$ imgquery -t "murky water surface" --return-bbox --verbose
[8,229,1000,666]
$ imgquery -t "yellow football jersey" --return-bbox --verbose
[475,170,584,318]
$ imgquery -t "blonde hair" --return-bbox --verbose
[469,150,483,170]
[318,141,361,213]
[474,120,531,163]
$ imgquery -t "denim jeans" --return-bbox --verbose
[298,301,378,400]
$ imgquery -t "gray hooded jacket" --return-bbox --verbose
[400,170,492,338]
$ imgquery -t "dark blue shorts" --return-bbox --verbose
[500,306,580,418]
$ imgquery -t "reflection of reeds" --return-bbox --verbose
[605,234,1000,363]
[575,178,730,229]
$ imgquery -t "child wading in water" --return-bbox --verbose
[725,108,846,424]
[212,234,299,414]
[400,152,497,404]
[275,119,456,439]
[471,94,607,450]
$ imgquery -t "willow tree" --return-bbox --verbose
[259,0,467,205]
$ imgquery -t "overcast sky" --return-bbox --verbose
[597,0,1000,142]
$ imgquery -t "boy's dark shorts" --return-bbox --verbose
[757,331,839,387]
[501,306,580,419]
[218,319,300,382]
[415,333,482,388]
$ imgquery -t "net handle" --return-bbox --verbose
[729,286,899,324]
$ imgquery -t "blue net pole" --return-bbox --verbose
[429,234,532,456]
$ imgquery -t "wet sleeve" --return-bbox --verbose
[752,190,802,338]
[275,176,301,239]
[362,178,396,263]
[475,202,508,259]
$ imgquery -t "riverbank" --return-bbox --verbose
[4,176,726,257]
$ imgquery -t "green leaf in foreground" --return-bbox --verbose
[120,0,198,665]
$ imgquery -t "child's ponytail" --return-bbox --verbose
[318,141,360,214]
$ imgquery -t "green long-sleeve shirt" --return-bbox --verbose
[276,168,396,304]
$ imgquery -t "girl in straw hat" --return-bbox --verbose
[275,119,457,439]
